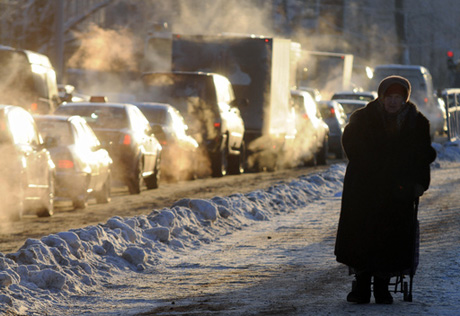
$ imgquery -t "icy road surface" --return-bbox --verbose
[1,141,460,315]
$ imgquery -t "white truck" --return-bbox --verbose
[171,33,297,171]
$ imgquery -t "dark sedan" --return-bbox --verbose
[317,100,348,159]
[54,102,162,194]
[133,102,199,182]
[35,115,113,209]
[0,104,55,220]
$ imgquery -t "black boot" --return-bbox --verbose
[374,276,393,304]
[347,273,371,304]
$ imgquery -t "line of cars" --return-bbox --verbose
[0,100,165,220]
[0,46,338,221]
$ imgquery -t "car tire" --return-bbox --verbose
[211,147,228,178]
[127,158,143,195]
[36,172,55,217]
[145,154,161,190]
[227,142,245,175]
[95,173,111,204]
[316,136,328,165]
[72,196,88,210]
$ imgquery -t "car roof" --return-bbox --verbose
[59,102,133,109]
[333,99,369,105]
[34,114,86,124]
[373,64,428,72]
[333,90,376,96]
[131,102,172,109]
[142,70,219,79]
[0,104,32,115]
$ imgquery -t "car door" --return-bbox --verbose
[214,76,244,150]
[128,106,158,174]
[8,109,50,198]
[72,119,102,190]
[81,120,112,190]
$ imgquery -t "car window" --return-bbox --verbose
[213,75,233,111]
[56,105,129,129]
[36,120,74,146]
[8,109,40,145]
[128,106,150,133]
[319,104,334,119]
[340,102,365,115]
[170,108,187,137]
[137,106,167,124]
[291,94,306,116]
[73,120,100,148]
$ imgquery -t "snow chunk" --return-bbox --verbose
[122,246,146,266]
[29,269,67,290]
[145,227,170,242]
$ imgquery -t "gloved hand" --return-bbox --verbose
[414,183,425,197]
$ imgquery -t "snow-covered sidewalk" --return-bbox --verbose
[1,140,460,315]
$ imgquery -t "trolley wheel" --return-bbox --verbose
[403,282,412,302]
[352,280,357,292]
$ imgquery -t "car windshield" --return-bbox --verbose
[136,106,167,125]
[318,105,334,119]
[340,102,365,115]
[142,74,217,116]
[36,120,73,145]
[56,105,129,129]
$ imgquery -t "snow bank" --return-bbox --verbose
[0,165,346,314]
[0,139,454,315]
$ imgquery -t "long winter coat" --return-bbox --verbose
[334,99,436,274]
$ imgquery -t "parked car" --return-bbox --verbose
[334,99,369,121]
[317,100,347,159]
[54,102,162,194]
[132,102,199,182]
[331,90,377,102]
[436,96,448,135]
[0,105,55,220]
[290,90,329,166]
[35,115,112,209]
[141,71,246,177]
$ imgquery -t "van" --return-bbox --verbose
[141,71,246,177]
[369,64,444,138]
[0,45,60,114]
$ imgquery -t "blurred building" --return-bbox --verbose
[1,0,459,89]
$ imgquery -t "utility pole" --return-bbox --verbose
[395,0,409,64]
[55,0,64,82]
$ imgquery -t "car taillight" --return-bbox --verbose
[214,122,221,128]
[424,97,428,103]
[122,134,131,145]
[330,108,336,115]
[31,103,38,112]
[302,113,309,120]
[58,159,74,169]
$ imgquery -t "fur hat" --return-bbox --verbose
[377,75,411,103]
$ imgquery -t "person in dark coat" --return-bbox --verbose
[334,75,437,304]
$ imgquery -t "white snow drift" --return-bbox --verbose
[0,139,459,315]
